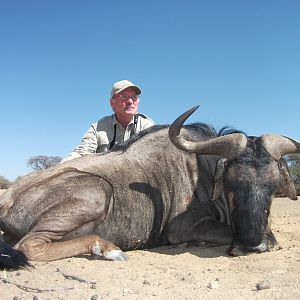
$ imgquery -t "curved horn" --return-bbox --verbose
[169,106,248,159]
[261,134,300,160]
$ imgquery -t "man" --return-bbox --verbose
[62,80,154,162]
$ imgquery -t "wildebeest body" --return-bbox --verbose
[1,126,222,256]
[0,107,299,269]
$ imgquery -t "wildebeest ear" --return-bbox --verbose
[278,158,298,200]
[211,158,227,201]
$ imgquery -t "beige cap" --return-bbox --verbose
[111,80,142,97]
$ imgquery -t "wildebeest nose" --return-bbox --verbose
[227,240,269,256]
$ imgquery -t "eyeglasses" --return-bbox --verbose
[114,94,139,101]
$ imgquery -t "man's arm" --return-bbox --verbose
[61,124,98,163]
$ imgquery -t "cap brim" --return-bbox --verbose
[117,85,141,95]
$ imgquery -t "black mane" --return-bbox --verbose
[110,125,169,152]
[187,122,246,138]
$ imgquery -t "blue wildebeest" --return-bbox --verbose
[0,106,299,269]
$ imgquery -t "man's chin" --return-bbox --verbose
[124,109,136,115]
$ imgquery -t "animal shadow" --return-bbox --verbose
[146,243,230,259]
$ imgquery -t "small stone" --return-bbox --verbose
[90,284,97,289]
[123,288,131,294]
[90,294,98,300]
[143,280,150,285]
[33,296,39,300]
[208,280,219,289]
[13,297,19,300]
[256,280,271,290]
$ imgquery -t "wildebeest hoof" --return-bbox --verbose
[91,244,102,256]
[104,250,128,261]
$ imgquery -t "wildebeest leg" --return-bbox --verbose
[168,211,232,245]
[13,174,128,261]
[14,232,128,261]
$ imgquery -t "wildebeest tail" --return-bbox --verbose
[0,236,29,270]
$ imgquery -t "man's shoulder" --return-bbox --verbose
[96,114,114,123]
[136,113,154,123]
[92,115,114,131]
[136,113,154,129]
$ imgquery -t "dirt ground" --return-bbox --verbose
[0,191,300,300]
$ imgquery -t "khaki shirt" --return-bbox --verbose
[62,113,154,162]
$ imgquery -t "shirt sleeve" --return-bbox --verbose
[61,123,98,162]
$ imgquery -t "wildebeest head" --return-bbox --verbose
[169,106,299,254]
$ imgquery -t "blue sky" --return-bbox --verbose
[0,0,299,181]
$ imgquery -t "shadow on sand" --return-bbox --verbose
[145,242,230,259]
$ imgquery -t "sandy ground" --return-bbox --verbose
[0,190,299,300]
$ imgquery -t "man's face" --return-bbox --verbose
[110,87,139,121]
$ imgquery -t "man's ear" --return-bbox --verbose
[211,158,227,201]
[110,98,115,110]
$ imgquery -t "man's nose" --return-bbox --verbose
[127,98,134,104]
